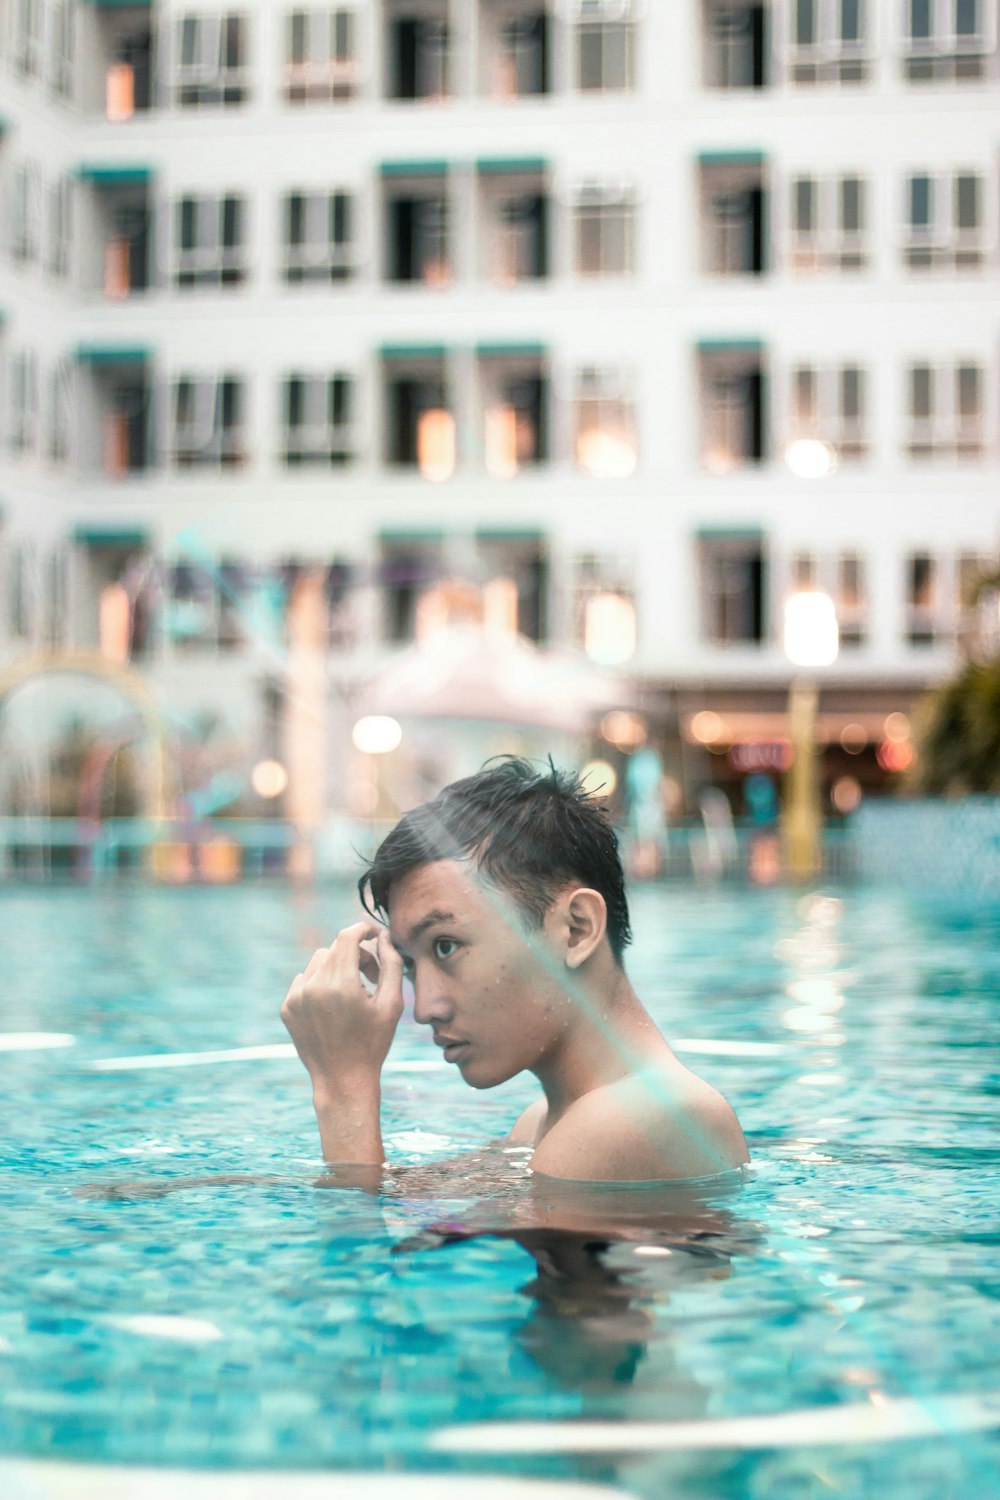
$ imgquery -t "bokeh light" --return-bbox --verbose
[352,716,403,755]
[251,760,288,798]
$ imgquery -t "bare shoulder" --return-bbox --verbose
[507,1098,548,1146]
[531,1065,748,1183]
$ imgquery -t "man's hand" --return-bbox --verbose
[280,923,403,1165]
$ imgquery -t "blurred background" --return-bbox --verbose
[1,0,998,885]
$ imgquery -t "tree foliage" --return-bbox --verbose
[913,654,1000,795]
[911,564,1000,795]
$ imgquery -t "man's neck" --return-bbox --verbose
[532,967,672,1127]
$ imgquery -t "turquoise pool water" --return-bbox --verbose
[1,881,999,1497]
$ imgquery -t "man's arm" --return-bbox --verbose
[280,923,403,1168]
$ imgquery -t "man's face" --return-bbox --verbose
[387,859,573,1089]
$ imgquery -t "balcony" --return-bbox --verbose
[480,3,550,97]
[699,154,769,277]
[77,167,154,298]
[476,159,549,283]
[698,341,768,471]
[477,345,549,476]
[381,163,452,285]
[385,3,450,99]
[75,346,152,479]
[80,1,153,118]
[382,346,455,478]
[703,1,769,88]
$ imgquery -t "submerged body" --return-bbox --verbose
[282,759,748,1184]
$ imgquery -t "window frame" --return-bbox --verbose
[172,373,248,468]
[282,189,354,283]
[284,8,358,103]
[574,183,636,277]
[788,171,868,271]
[174,12,250,108]
[281,372,354,466]
[786,0,870,85]
[174,193,248,289]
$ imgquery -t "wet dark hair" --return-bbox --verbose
[359,757,632,965]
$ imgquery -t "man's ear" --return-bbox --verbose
[562,887,607,969]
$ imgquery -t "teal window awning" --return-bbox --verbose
[696,338,765,355]
[73,526,150,548]
[76,165,154,186]
[379,160,449,178]
[378,529,445,544]
[83,0,152,8]
[475,342,546,359]
[475,528,544,543]
[698,151,766,167]
[379,343,447,360]
[75,344,150,366]
[476,157,546,175]
[696,527,764,542]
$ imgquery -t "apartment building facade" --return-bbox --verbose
[1,0,998,817]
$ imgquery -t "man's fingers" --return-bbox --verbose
[359,939,380,989]
[375,930,405,1013]
[304,948,330,980]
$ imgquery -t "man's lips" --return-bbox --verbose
[433,1035,468,1061]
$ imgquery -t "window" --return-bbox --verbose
[905,553,940,644]
[8,350,39,456]
[574,186,635,277]
[789,363,867,461]
[48,176,73,280]
[385,184,450,284]
[379,538,444,642]
[788,0,868,83]
[283,191,353,282]
[386,12,449,99]
[175,195,247,287]
[574,367,638,477]
[700,160,768,276]
[575,0,636,91]
[281,374,353,465]
[13,0,42,79]
[903,0,996,81]
[906,362,984,459]
[8,545,33,640]
[384,356,454,476]
[789,174,867,271]
[703,1,768,88]
[172,375,248,467]
[492,12,549,97]
[9,162,42,266]
[50,0,76,99]
[699,347,768,470]
[479,353,548,476]
[46,360,73,465]
[904,172,986,269]
[492,192,548,283]
[284,9,357,102]
[836,553,866,645]
[699,535,767,644]
[175,13,249,107]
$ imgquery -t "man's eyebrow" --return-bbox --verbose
[396,909,459,948]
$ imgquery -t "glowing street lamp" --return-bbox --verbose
[782,590,839,881]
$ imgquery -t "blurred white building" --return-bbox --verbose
[1,0,998,815]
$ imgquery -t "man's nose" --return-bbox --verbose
[411,971,449,1027]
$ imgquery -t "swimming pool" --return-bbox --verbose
[1,881,998,1498]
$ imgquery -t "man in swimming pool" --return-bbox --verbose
[281,757,748,1183]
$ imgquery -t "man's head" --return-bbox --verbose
[359,756,632,966]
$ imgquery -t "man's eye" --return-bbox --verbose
[433,938,458,960]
